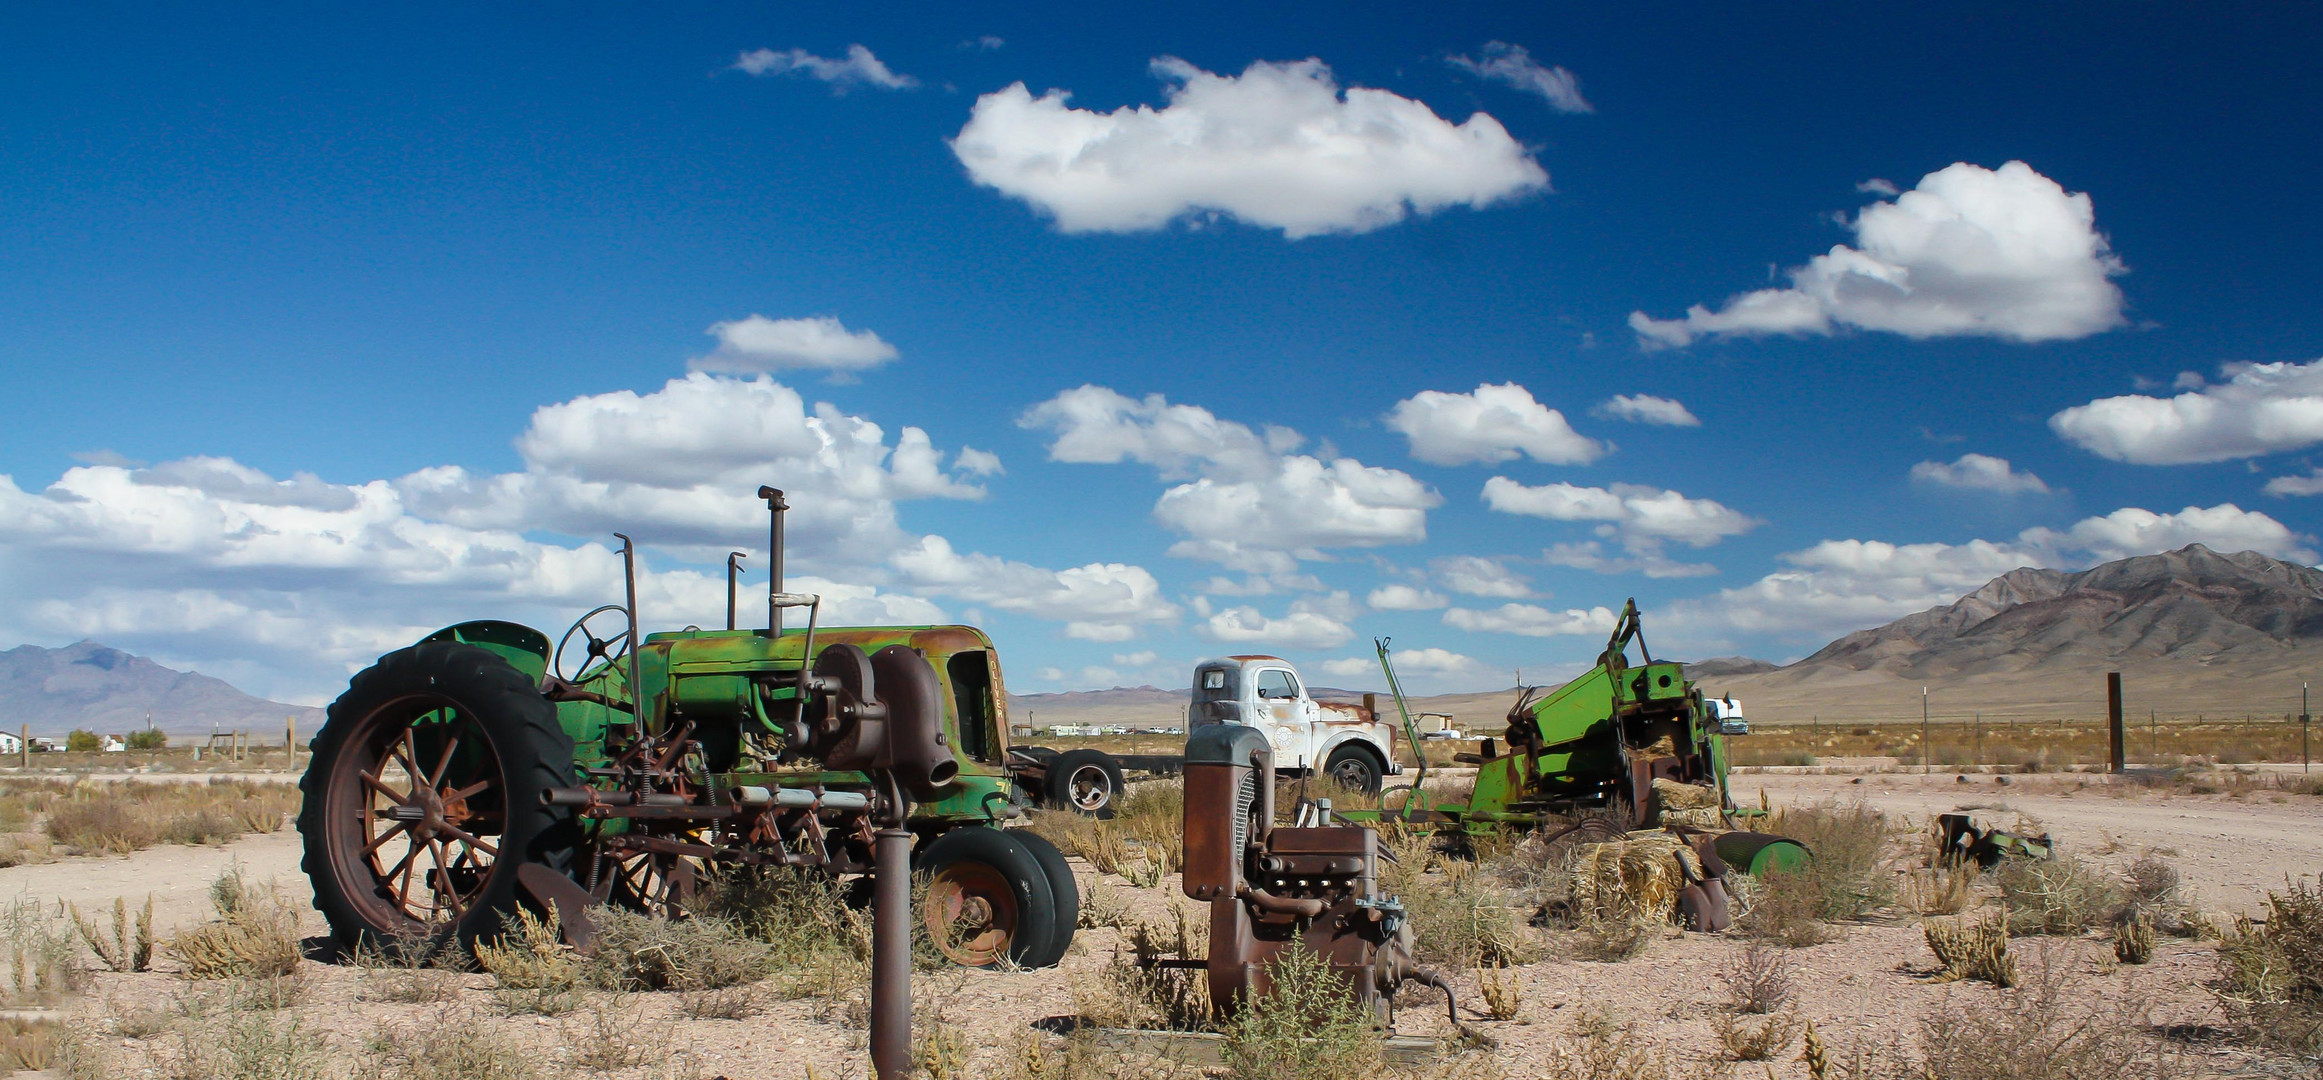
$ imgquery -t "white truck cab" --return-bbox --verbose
[1186,655,1403,794]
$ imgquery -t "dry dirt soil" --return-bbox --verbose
[3,772,2314,1079]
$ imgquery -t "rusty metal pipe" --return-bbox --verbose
[869,824,912,1080]
[1239,885,1326,918]
[1403,967,1494,1047]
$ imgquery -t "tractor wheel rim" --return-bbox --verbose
[926,863,1018,967]
[1067,766,1113,811]
[1332,759,1368,789]
[327,693,510,933]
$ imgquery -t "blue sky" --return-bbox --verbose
[3,3,2320,703]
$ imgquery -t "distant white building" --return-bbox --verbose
[0,731,20,755]
[100,735,126,752]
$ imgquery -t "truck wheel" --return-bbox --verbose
[298,642,578,952]
[917,827,1060,969]
[1323,745,1384,795]
[1044,749,1124,819]
[1008,829,1080,968]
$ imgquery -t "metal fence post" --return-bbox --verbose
[2107,672,2125,774]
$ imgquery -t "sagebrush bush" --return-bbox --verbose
[584,908,771,993]
[474,905,581,1016]
[1996,855,2123,935]
[2216,879,2323,1055]
[1217,947,1379,1080]
[166,867,302,981]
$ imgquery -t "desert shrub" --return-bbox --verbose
[1721,941,1795,1013]
[126,729,167,751]
[1384,844,1537,969]
[564,995,664,1071]
[167,1008,335,1080]
[65,730,100,753]
[1217,947,1380,1080]
[1026,781,1184,888]
[1925,911,2017,987]
[1904,865,1977,916]
[167,867,302,981]
[0,895,88,1005]
[1477,964,1523,1021]
[1002,1029,1200,1080]
[1996,855,2123,935]
[2115,910,2156,965]
[1914,949,2182,1080]
[474,905,581,1016]
[2124,855,2181,904]
[40,780,299,854]
[357,1023,540,1080]
[1712,1009,1801,1061]
[1079,905,1210,1031]
[352,922,461,1004]
[584,907,770,992]
[1537,1009,1676,1080]
[0,1017,61,1071]
[2216,879,2323,1055]
[1767,803,1894,919]
[72,894,153,972]
[1735,867,1840,947]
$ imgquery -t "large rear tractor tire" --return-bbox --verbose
[1044,749,1125,819]
[298,641,578,952]
[916,826,1062,969]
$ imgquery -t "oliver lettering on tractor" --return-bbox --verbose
[296,489,1079,969]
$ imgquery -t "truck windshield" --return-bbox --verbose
[1255,669,1298,700]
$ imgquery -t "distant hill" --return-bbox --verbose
[0,641,323,737]
[1698,545,2323,720]
[1687,656,1779,678]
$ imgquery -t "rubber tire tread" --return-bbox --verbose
[1008,829,1079,969]
[915,826,1059,969]
[1322,744,1385,795]
[297,641,578,953]
[1044,749,1125,819]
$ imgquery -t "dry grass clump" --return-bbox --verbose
[1477,964,1524,1021]
[352,922,463,1004]
[1720,941,1795,1013]
[1911,951,2183,1080]
[1382,829,1538,969]
[166,1008,336,1080]
[1768,802,1894,919]
[474,905,583,1016]
[1028,781,1185,888]
[166,866,303,981]
[1925,911,2018,987]
[2215,879,2323,1056]
[39,779,297,855]
[1537,1009,1679,1080]
[1001,1029,1200,1080]
[1904,865,1978,916]
[0,1017,61,1071]
[72,894,153,972]
[2115,910,2156,965]
[1079,905,1211,1032]
[1217,946,1381,1080]
[1712,1008,1801,1061]
[565,995,673,1071]
[0,894,90,1005]
[357,1022,541,1080]
[1996,854,2123,935]
[584,907,771,1018]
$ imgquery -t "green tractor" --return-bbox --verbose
[295,489,1077,968]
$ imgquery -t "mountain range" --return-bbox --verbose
[0,642,323,737]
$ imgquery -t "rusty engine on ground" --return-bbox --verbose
[1171,722,1459,1028]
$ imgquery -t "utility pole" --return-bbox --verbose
[2304,682,2311,775]
[1921,686,1930,773]
[2107,672,2125,774]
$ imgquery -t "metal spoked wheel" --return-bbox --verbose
[299,642,576,949]
[602,845,704,919]
[336,697,506,927]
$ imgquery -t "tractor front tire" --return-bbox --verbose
[917,826,1061,969]
[1009,829,1079,969]
[298,641,578,953]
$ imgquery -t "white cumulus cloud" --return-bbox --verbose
[1022,386,1440,565]
[1442,603,1616,638]
[1199,600,1355,650]
[949,57,1547,238]
[1321,646,1479,678]
[1366,584,1446,610]
[1482,478,1757,547]
[2266,469,2323,497]
[1630,161,2126,348]
[1594,394,1700,427]
[692,315,900,374]
[889,535,1178,642]
[1429,555,1532,598]
[1446,42,1593,113]
[734,45,917,91]
[1542,541,1717,579]
[1386,383,1605,466]
[1910,453,2049,494]
[2050,359,2323,465]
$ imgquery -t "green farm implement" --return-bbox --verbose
[1345,601,1808,924]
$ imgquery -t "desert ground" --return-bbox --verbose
[0,767,2315,1079]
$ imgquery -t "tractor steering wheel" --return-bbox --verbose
[554,604,634,683]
